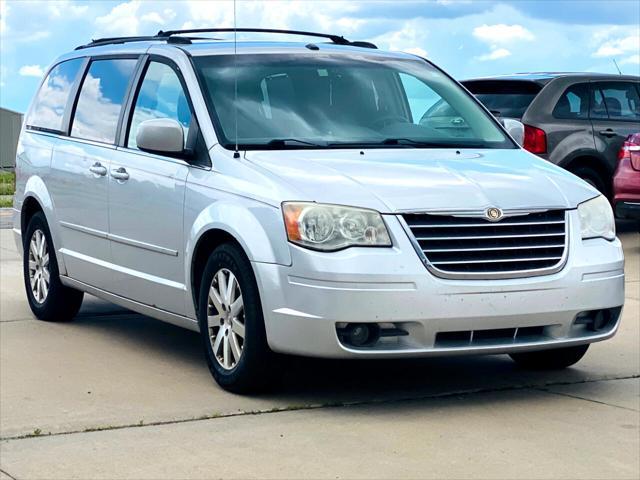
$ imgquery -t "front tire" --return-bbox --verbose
[23,211,84,321]
[198,243,273,393]
[509,344,589,370]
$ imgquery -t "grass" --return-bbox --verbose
[0,170,15,207]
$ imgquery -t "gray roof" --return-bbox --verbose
[463,72,640,84]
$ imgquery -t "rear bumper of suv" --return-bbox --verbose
[254,210,624,358]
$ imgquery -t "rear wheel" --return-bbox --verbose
[23,211,84,321]
[569,165,608,197]
[509,344,589,370]
[198,243,273,393]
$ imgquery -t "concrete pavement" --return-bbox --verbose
[0,226,638,479]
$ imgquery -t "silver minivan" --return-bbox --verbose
[13,30,624,392]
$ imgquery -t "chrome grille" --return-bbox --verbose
[402,210,568,279]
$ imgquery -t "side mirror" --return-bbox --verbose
[502,118,525,146]
[136,118,184,155]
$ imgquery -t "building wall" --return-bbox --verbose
[0,108,24,169]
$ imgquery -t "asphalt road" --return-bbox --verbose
[0,226,638,479]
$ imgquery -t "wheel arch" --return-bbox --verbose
[20,176,68,275]
[560,154,613,196]
[185,201,291,318]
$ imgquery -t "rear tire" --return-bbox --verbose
[23,211,84,322]
[509,344,589,370]
[569,166,608,197]
[197,243,274,393]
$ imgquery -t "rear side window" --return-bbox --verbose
[463,80,542,119]
[591,82,640,121]
[127,61,192,149]
[71,58,137,144]
[26,58,84,133]
[553,83,590,119]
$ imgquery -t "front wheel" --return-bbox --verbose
[509,344,589,370]
[198,243,274,393]
[23,211,84,321]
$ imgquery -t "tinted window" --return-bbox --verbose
[463,80,542,119]
[593,82,640,121]
[590,87,608,119]
[71,58,137,143]
[26,58,84,132]
[553,83,590,119]
[128,62,192,149]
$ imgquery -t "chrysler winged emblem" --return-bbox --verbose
[485,207,503,221]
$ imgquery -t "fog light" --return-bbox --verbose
[344,323,380,347]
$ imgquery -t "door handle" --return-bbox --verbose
[599,129,617,138]
[110,167,130,181]
[89,162,107,176]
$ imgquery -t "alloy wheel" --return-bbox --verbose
[207,268,245,370]
[28,229,50,304]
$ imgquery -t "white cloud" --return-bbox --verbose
[95,1,140,36]
[621,54,640,65]
[18,65,44,78]
[593,34,640,57]
[404,47,428,57]
[477,48,511,61]
[141,9,176,26]
[472,23,535,44]
[0,1,9,34]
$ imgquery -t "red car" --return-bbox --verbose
[613,133,640,224]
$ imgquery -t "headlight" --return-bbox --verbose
[282,202,392,251]
[578,195,615,241]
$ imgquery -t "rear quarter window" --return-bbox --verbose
[553,83,590,119]
[26,58,84,133]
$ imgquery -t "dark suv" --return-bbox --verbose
[462,73,640,196]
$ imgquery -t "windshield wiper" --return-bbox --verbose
[327,138,485,148]
[264,138,327,148]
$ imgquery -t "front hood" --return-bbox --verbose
[245,148,599,213]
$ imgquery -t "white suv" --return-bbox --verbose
[13,29,624,392]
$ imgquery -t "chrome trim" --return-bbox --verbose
[432,256,562,265]
[60,276,199,332]
[398,211,571,280]
[109,233,178,256]
[414,232,565,241]
[59,220,108,239]
[425,243,565,253]
[395,206,568,217]
[414,220,565,228]
[59,221,178,256]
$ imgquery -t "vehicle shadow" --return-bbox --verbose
[73,300,603,404]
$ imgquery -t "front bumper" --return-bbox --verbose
[254,210,624,358]
[615,201,640,221]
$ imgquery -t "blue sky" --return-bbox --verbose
[1,0,639,113]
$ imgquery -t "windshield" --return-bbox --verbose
[194,53,514,150]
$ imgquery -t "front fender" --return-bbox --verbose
[188,200,291,266]
[184,199,292,318]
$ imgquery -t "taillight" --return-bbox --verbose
[619,133,640,171]
[523,124,547,154]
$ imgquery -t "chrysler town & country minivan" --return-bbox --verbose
[13,29,625,392]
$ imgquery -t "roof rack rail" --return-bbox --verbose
[75,35,196,50]
[75,28,377,51]
[156,28,377,48]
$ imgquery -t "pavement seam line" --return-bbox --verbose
[535,387,640,412]
[0,468,18,480]
[1,374,638,443]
